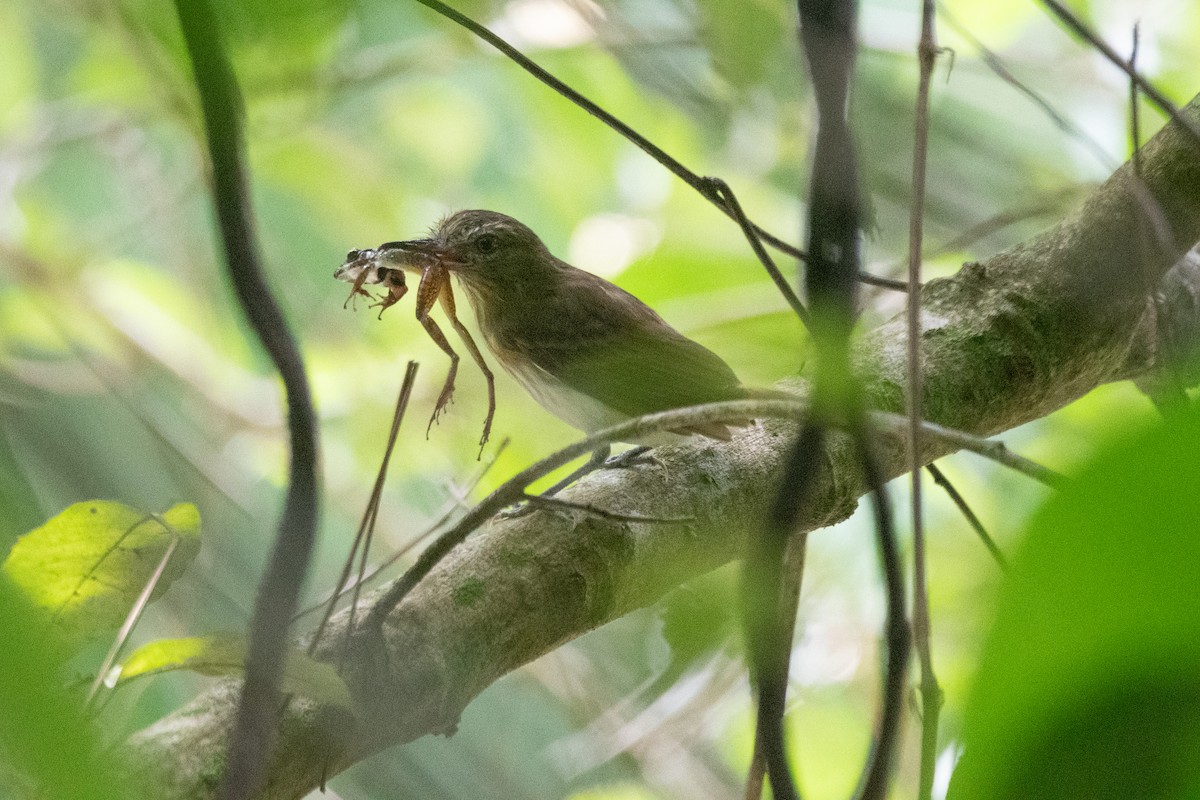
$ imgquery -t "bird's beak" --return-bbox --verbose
[376,239,466,272]
[332,238,466,287]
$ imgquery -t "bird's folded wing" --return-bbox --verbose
[518,276,745,420]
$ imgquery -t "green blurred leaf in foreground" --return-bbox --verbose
[115,633,352,710]
[1,501,201,644]
[950,414,1200,800]
[0,575,128,800]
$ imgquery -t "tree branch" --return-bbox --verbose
[123,93,1200,800]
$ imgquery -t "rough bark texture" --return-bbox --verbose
[123,96,1200,800]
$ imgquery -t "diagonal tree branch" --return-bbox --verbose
[123,93,1200,800]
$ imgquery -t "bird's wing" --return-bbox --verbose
[516,269,745,421]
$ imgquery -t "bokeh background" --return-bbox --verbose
[1,0,1197,797]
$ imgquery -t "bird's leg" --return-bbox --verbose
[371,268,408,319]
[544,444,611,497]
[415,265,459,436]
[604,445,654,469]
[438,285,495,453]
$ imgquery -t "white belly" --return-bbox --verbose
[505,360,684,446]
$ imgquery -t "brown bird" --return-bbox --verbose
[336,209,751,489]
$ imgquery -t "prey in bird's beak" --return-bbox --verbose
[332,233,496,451]
[333,239,466,316]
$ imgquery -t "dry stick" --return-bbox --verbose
[1037,0,1200,150]
[925,464,1007,571]
[307,362,419,658]
[340,363,419,657]
[519,493,693,524]
[86,517,180,708]
[293,438,510,625]
[907,4,943,799]
[173,2,321,799]
[408,0,908,299]
[882,414,1068,489]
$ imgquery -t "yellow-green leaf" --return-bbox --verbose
[1,501,201,642]
[115,634,353,710]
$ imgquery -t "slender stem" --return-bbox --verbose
[1037,0,1200,148]
[173,2,320,797]
[854,440,908,800]
[307,362,418,656]
[292,438,510,624]
[879,414,1067,489]
[926,464,1007,571]
[908,4,943,798]
[744,534,809,800]
[704,177,811,326]
[938,7,1114,171]
[86,520,180,708]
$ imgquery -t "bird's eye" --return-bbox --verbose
[474,233,499,255]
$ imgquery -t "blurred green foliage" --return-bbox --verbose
[116,633,352,709]
[950,414,1200,800]
[0,575,129,800]
[0,0,1196,797]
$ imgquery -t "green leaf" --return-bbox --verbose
[1,501,201,643]
[658,564,739,687]
[694,0,785,91]
[115,634,353,710]
[0,576,129,800]
[949,415,1200,799]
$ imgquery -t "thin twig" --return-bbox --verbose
[853,437,907,800]
[938,6,1114,171]
[409,0,908,298]
[520,493,693,524]
[878,413,1067,488]
[1037,0,1200,149]
[922,190,1080,259]
[925,464,1007,570]
[907,5,943,797]
[173,2,321,798]
[86,519,181,708]
[703,177,811,327]
[307,362,419,657]
[743,533,809,800]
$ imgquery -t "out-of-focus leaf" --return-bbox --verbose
[0,4,36,135]
[949,415,1200,800]
[0,575,129,800]
[658,564,739,689]
[694,0,784,91]
[115,634,353,710]
[1,501,201,644]
[594,0,728,121]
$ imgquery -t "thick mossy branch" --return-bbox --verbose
[123,96,1200,800]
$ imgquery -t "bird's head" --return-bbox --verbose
[384,210,554,288]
